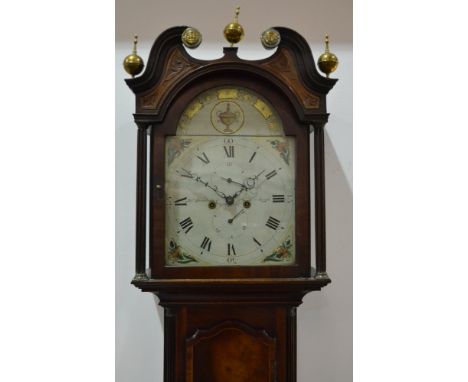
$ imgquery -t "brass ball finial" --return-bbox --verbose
[223,6,244,46]
[317,34,339,78]
[123,35,145,78]
[181,27,202,49]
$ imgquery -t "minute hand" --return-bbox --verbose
[181,168,227,199]
[204,182,228,199]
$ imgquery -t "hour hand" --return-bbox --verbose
[251,169,265,181]
[220,176,247,189]
[244,170,266,189]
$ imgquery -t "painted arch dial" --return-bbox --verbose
[165,135,296,266]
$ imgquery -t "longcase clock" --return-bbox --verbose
[124,18,337,382]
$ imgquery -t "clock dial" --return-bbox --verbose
[165,135,295,266]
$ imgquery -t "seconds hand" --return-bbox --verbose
[227,209,245,224]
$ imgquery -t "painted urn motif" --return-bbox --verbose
[217,103,239,133]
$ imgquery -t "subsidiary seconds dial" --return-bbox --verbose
[165,135,296,266]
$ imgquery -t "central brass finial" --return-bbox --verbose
[223,6,244,46]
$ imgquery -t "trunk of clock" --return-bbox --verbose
[165,303,290,382]
[163,303,296,382]
[133,278,329,382]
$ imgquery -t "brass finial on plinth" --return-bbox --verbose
[123,35,145,78]
[223,6,244,47]
[317,34,339,78]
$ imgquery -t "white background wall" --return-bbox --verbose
[116,1,352,381]
[2,3,468,382]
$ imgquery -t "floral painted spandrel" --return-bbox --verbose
[167,138,191,166]
[269,139,290,165]
[167,239,197,265]
[263,239,293,262]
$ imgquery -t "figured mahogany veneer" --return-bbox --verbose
[187,321,276,382]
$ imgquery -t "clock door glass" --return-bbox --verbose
[164,87,295,266]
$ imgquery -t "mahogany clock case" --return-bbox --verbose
[123,26,339,382]
[125,26,337,282]
[151,77,310,279]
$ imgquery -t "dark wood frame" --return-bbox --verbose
[151,76,310,279]
[126,26,337,282]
